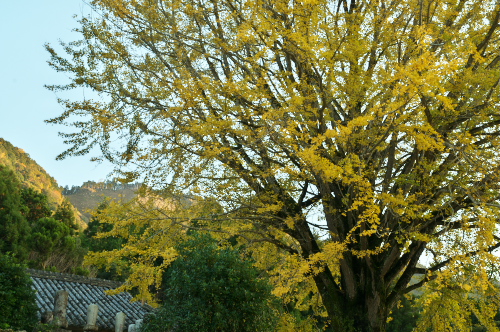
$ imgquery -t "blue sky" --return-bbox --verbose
[0,1,114,187]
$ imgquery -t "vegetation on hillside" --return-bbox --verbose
[0,165,85,273]
[0,138,84,227]
[0,166,31,261]
[0,138,61,206]
[0,138,145,277]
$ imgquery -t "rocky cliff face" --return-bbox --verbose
[63,181,141,222]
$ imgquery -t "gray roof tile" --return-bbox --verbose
[27,269,152,330]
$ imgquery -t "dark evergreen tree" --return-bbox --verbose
[21,187,52,223]
[28,216,85,272]
[53,199,78,233]
[29,217,74,256]
[0,165,30,260]
[0,254,38,331]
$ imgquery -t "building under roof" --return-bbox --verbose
[28,269,152,331]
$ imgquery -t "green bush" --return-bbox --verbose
[141,233,279,332]
[0,254,38,331]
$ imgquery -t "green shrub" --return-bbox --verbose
[141,233,279,332]
[0,254,38,331]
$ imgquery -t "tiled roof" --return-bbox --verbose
[28,269,152,330]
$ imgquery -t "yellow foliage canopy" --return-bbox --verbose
[47,0,500,330]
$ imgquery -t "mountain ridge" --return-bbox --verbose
[63,181,141,222]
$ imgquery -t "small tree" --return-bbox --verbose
[140,234,279,332]
[0,254,38,331]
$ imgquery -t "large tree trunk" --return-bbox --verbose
[295,215,393,332]
[307,243,394,332]
[351,292,389,332]
[314,269,391,332]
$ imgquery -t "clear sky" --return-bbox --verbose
[0,1,114,187]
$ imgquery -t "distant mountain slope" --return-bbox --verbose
[0,138,85,227]
[63,181,141,222]
[0,138,63,206]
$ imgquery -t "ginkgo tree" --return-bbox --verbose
[46,0,500,331]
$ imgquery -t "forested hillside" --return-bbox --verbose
[0,138,135,278]
[0,138,89,273]
[0,138,62,205]
[0,138,84,227]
